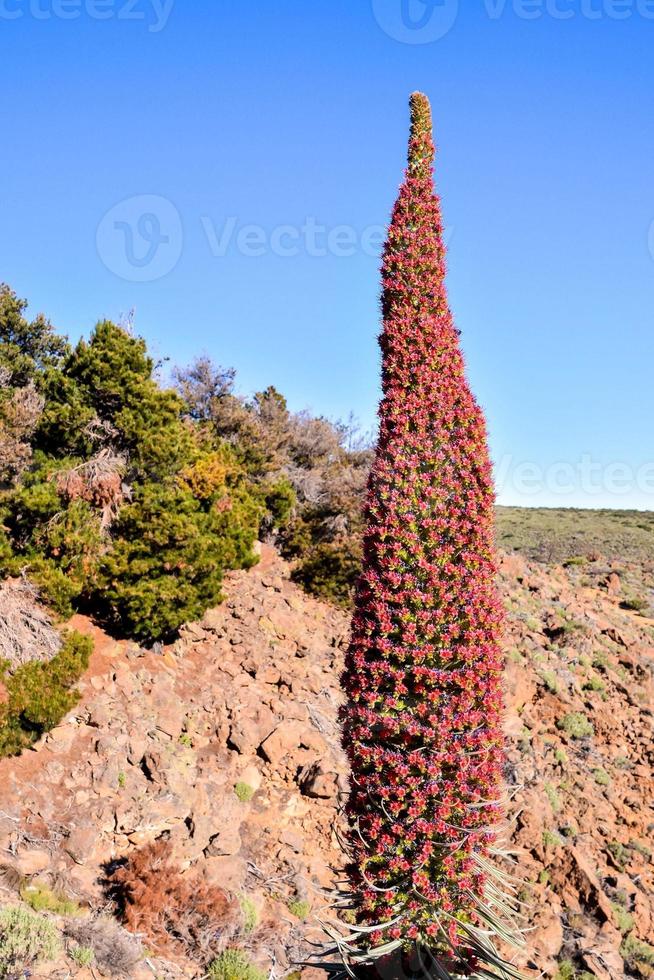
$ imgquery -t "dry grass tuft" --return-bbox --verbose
[64,916,143,977]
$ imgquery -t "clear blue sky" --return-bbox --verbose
[2,1,653,508]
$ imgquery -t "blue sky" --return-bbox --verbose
[1,1,653,507]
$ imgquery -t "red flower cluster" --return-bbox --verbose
[340,93,508,966]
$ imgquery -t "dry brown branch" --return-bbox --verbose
[54,449,129,529]
[0,578,61,671]
[0,379,44,486]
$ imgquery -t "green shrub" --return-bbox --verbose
[0,905,61,978]
[238,895,258,934]
[0,285,69,385]
[94,481,260,642]
[287,537,361,607]
[538,670,559,694]
[0,630,92,757]
[621,935,654,971]
[234,782,255,803]
[630,839,652,859]
[620,595,649,613]
[544,782,562,812]
[557,712,594,739]
[554,961,575,980]
[563,556,588,567]
[207,949,267,980]
[611,901,634,935]
[583,673,606,696]
[593,768,610,786]
[608,840,630,869]
[262,476,296,529]
[287,899,310,920]
[2,314,265,648]
[69,944,94,967]
[542,830,564,849]
[20,881,80,917]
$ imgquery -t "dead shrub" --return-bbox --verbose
[105,840,236,964]
[55,449,128,530]
[64,916,142,977]
[0,372,44,487]
[0,578,61,671]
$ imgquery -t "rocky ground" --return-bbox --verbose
[0,544,652,978]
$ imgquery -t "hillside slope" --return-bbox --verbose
[0,545,652,978]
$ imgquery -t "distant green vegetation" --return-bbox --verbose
[497,506,654,564]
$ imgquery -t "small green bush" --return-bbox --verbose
[207,949,267,980]
[0,905,62,978]
[238,895,258,934]
[538,670,559,694]
[20,881,80,917]
[583,673,606,696]
[620,595,649,613]
[592,648,610,669]
[593,768,610,787]
[69,944,94,967]
[0,630,92,758]
[621,935,654,970]
[287,899,310,920]
[611,902,634,935]
[542,830,564,849]
[608,840,630,869]
[557,712,594,739]
[94,481,259,642]
[287,536,361,607]
[234,782,255,803]
[544,782,562,812]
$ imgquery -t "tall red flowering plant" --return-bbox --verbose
[336,94,524,978]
